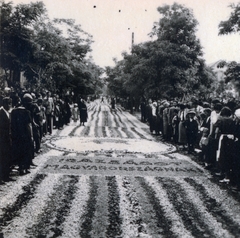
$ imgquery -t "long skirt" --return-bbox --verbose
[178,121,187,144]
[232,140,240,187]
[80,110,88,123]
[12,139,33,171]
[162,118,168,137]
[0,141,12,179]
[216,134,235,174]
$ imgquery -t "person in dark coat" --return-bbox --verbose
[0,97,13,182]
[78,99,88,126]
[11,94,34,175]
[140,97,146,122]
[63,97,72,125]
[54,99,64,129]
[145,99,153,133]
[185,111,199,154]
[111,97,116,113]
[25,97,41,155]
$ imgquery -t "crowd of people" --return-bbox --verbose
[1,87,240,191]
[141,97,240,191]
[0,88,88,183]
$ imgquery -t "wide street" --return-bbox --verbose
[1,100,240,238]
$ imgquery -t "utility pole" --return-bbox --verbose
[131,32,134,53]
[130,32,134,114]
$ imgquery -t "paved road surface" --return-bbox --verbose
[1,100,240,237]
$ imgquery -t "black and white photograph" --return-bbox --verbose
[1,0,240,237]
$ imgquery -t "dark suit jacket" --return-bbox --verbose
[11,107,33,163]
[0,108,11,144]
[0,107,12,177]
[11,107,32,142]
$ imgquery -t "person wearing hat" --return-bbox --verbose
[185,110,199,154]
[0,97,13,182]
[11,94,34,175]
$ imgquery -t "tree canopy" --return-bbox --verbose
[218,3,240,95]
[106,3,215,101]
[0,1,104,98]
[219,3,240,35]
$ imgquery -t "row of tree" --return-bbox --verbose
[0,1,104,98]
[105,3,240,103]
[1,2,240,102]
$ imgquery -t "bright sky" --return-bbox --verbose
[10,0,240,68]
